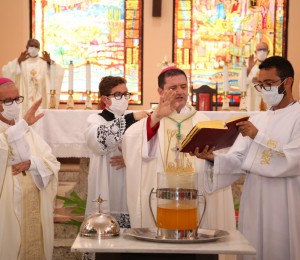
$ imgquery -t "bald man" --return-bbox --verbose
[2,39,64,115]
[239,42,269,111]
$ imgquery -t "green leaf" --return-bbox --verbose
[56,191,87,228]
[71,208,86,214]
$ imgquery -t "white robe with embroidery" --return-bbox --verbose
[2,57,64,114]
[122,109,236,231]
[84,114,129,219]
[0,119,60,260]
[205,103,300,260]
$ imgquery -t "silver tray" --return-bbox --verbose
[123,228,229,243]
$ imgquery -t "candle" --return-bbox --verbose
[86,61,91,91]
[50,64,56,90]
[223,63,229,92]
[240,63,247,92]
[68,61,74,91]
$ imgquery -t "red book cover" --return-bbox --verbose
[180,115,249,153]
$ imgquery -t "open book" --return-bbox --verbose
[180,115,250,153]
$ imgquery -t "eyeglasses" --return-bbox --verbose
[254,78,286,92]
[0,96,24,105]
[107,92,131,100]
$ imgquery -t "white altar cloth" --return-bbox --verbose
[71,229,256,256]
[33,109,95,158]
[33,109,258,158]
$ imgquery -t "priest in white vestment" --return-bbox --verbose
[194,56,300,260]
[238,42,269,111]
[2,39,64,114]
[122,67,236,233]
[0,78,60,260]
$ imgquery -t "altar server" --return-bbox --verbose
[0,78,60,260]
[84,76,149,227]
[193,56,300,260]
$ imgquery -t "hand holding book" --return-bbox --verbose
[180,115,250,153]
[188,145,215,162]
[236,119,258,139]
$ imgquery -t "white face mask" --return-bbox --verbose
[256,50,268,61]
[261,82,286,108]
[109,97,128,117]
[1,102,20,120]
[27,46,40,57]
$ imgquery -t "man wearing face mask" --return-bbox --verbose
[239,41,269,111]
[191,56,300,260]
[84,76,149,227]
[0,78,60,260]
[2,38,64,115]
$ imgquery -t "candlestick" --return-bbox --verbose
[223,63,229,92]
[49,89,56,109]
[239,91,247,111]
[85,90,92,110]
[259,98,267,111]
[240,62,247,92]
[67,90,74,109]
[221,91,230,111]
[68,61,74,91]
[50,64,56,90]
[86,61,91,91]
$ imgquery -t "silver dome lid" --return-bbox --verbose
[79,196,120,238]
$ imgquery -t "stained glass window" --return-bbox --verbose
[174,0,288,105]
[31,0,143,104]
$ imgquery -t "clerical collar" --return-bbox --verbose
[172,104,194,115]
[178,106,191,114]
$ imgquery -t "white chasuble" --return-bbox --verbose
[123,106,236,236]
[2,57,64,115]
[17,173,45,260]
[163,111,195,174]
[0,120,59,260]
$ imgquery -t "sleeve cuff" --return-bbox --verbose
[29,156,36,172]
[253,130,264,144]
[147,115,160,141]
[6,119,29,141]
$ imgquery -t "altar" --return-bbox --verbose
[71,229,256,260]
[33,109,258,158]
